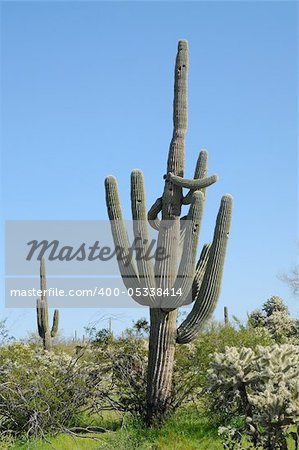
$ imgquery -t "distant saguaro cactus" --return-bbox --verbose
[224,306,229,325]
[105,40,233,425]
[36,257,59,351]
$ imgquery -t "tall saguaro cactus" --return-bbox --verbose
[36,257,59,351]
[105,40,233,425]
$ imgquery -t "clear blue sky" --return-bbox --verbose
[1,1,298,339]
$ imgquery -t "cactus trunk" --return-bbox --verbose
[43,329,52,351]
[146,308,177,425]
[36,257,59,351]
[146,42,187,424]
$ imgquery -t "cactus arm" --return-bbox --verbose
[148,197,162,231]
[51,309,59,337]
[178,242,211,308]
[167,172,218,190]
[162,191,204,310]
[195,149,208,180]
[166,40,188,176]
[180,243,211,305]
[176,194,233,344]
[179,215,188,247]
[180,149,209,246]
[183,149,208,204]
[192,243,211,299]
[131,170,156,300]
[105,176,149,305]
[105,175,139,280]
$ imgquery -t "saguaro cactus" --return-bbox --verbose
[224,306,229,325]
[36,257,59,351]
[105,40,233,425]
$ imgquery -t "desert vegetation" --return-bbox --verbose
[0,298,298,449]
[2,40,298,449]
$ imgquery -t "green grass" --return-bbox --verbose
[96,410,223,450]
[10,409,298,450]
[12,434,102,450]
[11,409,223,450]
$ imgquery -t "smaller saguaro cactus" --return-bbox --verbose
[224,306,229,325]
[36,257,59,351]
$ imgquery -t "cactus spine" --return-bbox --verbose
[105,40,233,425]
[36,257,59,351]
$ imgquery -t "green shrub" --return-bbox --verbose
[171,320,273,413]
[0,343,106,438]
[90,334,148,420]
[79,317,274,423]
[0,318,14,345]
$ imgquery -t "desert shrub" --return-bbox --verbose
[90,328,197,421]
[91,334,148,420]
[0,343,107,438]
[207,344,299,449]
[171,320,273,413]
[281,264,299,297]
[84,326,114,346]
[0,318,14,346]
[82,318,274,422]
[248,296,299,343]
[131,318,150,337]
[106,336,148,417]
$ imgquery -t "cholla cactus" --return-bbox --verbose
[262,296,289,316]
[249,308,266,328]
[209,346,256,385]
[267,311,299,343]
[208,344,299,449]
[248,296,299,344]
[105,40,233,424]
[36,257,59,351]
